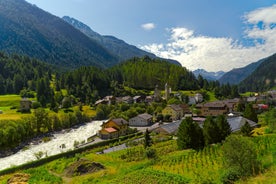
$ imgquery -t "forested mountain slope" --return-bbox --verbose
[0,52,53,94]
[219,58,265,85]
[239,53,276,92]
[0,0,117,69]
[62,16,181,66]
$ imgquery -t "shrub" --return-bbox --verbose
[222,135,260,178]
[32,101,42,109]
[144,148,157,159]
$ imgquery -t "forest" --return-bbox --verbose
[0,52,240,105]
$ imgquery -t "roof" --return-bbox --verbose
[133,96,141,100]
[20,98,31,102]
[111,118,128,126]
[169,104,183,111]
[227,116,258,132]
[137,113,153,120]
[192,117,206,122]
[104,127,118,133]
[204,102,226,108]
[158,121,181,134]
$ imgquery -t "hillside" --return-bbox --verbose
[219,58,265,85]
[1,134,276,184]
[239,53,276,92]
[0,52,53,94]
[62,16,181,66]
[62,16,155,61]
[0,0,117,69]
[108,56,199,90]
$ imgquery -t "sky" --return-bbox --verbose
[25,0,276,72]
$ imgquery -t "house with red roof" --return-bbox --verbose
[98,118,128,139]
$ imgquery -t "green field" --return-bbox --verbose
[0,95,31,120]
[0,95,22,107]
[1,134,276,184]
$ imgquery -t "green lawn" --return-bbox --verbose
[0,95,21,107]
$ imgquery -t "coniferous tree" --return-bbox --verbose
[216,115,231,141]
[243,103,258,122]
[144,129,152,148]
[177,117,204,150]
[240,121,253,137]
[203,116,220,145]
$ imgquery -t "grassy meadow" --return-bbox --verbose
[1,133,276,184]
[0,95,30,120]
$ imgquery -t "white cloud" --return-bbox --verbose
[141,5,276,72]
[245,4,276,25]
[141,23,156,31]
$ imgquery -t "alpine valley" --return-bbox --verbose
[0,0,276,184]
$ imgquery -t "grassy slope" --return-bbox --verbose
[1,133,275,184]
[0,95,32,120]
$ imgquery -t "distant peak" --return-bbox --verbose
[62,16,99,35]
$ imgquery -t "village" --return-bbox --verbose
[95,84,276,140]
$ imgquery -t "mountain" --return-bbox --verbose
[193,69,225,81]
[0,0,118,69]
[62,16,181,66]
[239,53,276,92]
[219,59,265,84]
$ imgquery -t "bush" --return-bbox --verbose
[222,135,260,178]
[32,101,42,109]
[220,168,241,184]
[145,148,157,159]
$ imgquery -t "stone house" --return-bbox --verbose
[162,104,189,121]
[129,113,153,127]
[153,121,181,135]
[20,98,32,112]
[196,101,229,117]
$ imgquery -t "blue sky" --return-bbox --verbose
[26,0,276,72]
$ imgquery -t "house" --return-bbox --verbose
[20,98,32,112]
[188,97,197,105]
[133,96,144,103]
[247,97,257,103]
[196,101,229,117]
[145,96,153,103]
[122,96,133,104]
[95,96,115,106]
[95,99,108,106]
[98,118,128,139]
[222,98,240,112]
[227,116,258,132]
[103,96,116,105]
[162,104,187,121]
[129,113,153,127]
[153,120,181,135]
[194,93,203,103]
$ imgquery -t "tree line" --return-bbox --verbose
[0,53,240,107]
[0,108,89,151]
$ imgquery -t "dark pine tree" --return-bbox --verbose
[243,103,258,123]
[177,117,204,150]
[216,115,231,141]
[144,129,152,148]
[240,121,253,137]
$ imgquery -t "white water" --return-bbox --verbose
[0,120,103,171]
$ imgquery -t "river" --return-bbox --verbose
[0,120,103,171]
